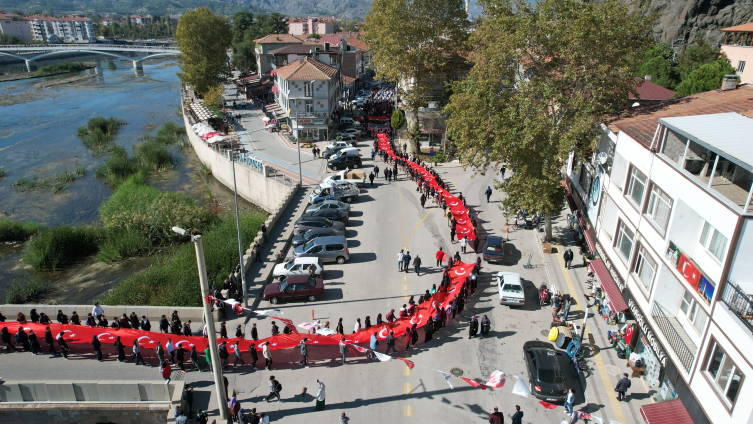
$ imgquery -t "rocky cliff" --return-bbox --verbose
[637,0,753,46]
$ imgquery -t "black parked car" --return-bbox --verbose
[483,236,506,263]
[322,146,346,159]
[523,341,568,403]
[291,228,345,247]
[301,209,349,223]
[328,155,362,170]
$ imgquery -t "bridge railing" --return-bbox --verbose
[0,44,178,51]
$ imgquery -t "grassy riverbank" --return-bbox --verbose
[0,62,97,82]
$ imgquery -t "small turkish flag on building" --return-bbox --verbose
[677,253,701,290]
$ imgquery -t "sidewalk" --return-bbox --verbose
[544,211,654,424]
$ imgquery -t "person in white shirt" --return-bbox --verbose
[460,236,468,253]
[315,380,326,410]
[166,339,176,364]
[397,249,405,271]
[92,302,104,320]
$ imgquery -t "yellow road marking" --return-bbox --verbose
[403,294,409,301]
[404,405,413,417]
[404,366,412,376]
[405,209,433,249]
[404,382,412,394]
[403,276,408,282]
[554,244,626,424]
[403,284,409,290]
[396,180,406,248]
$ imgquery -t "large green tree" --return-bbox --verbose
[363,0,469,153]
[175,7,232,95]
[674,60,736,98]
[444,0,654,240]
[636,43,680,90]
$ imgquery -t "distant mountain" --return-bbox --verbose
[243,0,372,18]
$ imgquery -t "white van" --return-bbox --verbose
[340,117,356,125]
[331,147,359,159]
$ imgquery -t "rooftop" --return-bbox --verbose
[269,44,338,55]
[27,14,91,22]
[253,33,306,44]
[660,113,753,169]
[721,22,753,33]
[607,85,753,147]
[275,57,338,81]
[630,77,675,101]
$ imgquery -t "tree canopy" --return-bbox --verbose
[674,60,736,98]
[230,12,289,72]
[444,0,654,239]
[363,0,469,151]
[175,7,232,95]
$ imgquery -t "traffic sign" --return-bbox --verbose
[429,147,435,152]
[270,119,277,125]
[430,151,435,157]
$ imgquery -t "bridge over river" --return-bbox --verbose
[0,44,180,71]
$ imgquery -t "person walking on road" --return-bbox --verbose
[161,361,172,382]
[43,327,56,355]
[263,341,273,370]
[369,332,378,360]
[374,165,380,178]
[133,339,146,366]
[114,336,126,362]
[450,226,456,243]
[248,343,258,370]
[265,376,282,402]
[167,338,176,364]
[485,186,493,203]
[369,172,375,187]
[91,335,103,361]
[564,249,573,269]
[563,297,572,321]
[480,315,491,338]
[511,406,523,424]
[402,251,412,273]
[219,341,230,369]
[489,406,504,424]
[615,373,632,401]
[251,323,259,340]
[564,388,575,414]
[468,316,479,339]
[420,193,426,209]
[339,337,347,365]
[397,249,405,271]
[413,255,422,276]
[299,338,309,368]
[233,341,245,368]
[385,331,397,355]
[315,380,326,411]
[190,345,201,372]
[461,236,468,253]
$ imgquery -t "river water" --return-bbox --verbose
[0,58,262,305]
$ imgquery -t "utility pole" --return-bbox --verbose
[172,227,228,420]
[229,136,248,307]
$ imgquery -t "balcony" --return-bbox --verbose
[651,302,697,372]
[721,281,753,333]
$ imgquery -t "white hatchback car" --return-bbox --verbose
[273,257,323,281]
[497,271,525,306]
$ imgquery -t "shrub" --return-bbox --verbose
[4,277,48,304]
[103,213,266,306]
[5,281,24,304]
[0,169,6,178]
[97,228,153,262]
[95,146,139,187]
[0,219,41,242]
[99,176,217,247]
[77,117,125,152]
[33,62,88,76]
[133,139,174,172]
[24,225,104,271]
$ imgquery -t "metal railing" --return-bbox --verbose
[266,166,296,186]
[721,281,753,334]
[651,302,696,372]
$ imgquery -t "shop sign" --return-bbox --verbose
[238,154,263,172]
[628,298,667,367]
[298,118,324,125]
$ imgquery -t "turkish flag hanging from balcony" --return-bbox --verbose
[677,253,701,290]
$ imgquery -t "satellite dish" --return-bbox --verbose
[596,152,609,165]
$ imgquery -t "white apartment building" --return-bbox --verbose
[287,17,334,36]
[566,82,753,424]
[0,12,33,42]
[28,15,95,43]
[273,57,340,141]
[253,33,306,76]
[721,23,753,85]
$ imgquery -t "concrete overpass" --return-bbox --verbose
[0,44,180,72]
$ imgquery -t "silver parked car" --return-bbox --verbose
[293,235,349,264]
[293,216,346,235]
[306,199,351,214]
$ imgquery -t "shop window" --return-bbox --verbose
[615,221,635,263]
[633,246,656,293]
[680,291,707,334]
[625,166,647,208]
[646,185,672,232]
[704,340,743,406]
[699,221,728,262]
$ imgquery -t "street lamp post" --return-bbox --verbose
[296,111,303,186]
[172,227,228,420]
[229,136,248,306]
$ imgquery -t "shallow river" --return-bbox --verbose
[0,58,261,305]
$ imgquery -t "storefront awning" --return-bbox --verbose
[589,258,628,312]
[640,399,692,424]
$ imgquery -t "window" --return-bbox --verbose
[646,185,673,231]
[699,222,728,261]
[625,167,648,207]
[738,61,746,73]
[615,221,635,262]
[305,100,313,113]
[633,246,656,292]
[304,82,313,97]
[704,341,743,406]
[680,291,708,334]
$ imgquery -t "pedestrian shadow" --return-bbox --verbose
[323,270,344,279]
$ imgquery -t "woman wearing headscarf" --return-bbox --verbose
[364,316,371,329]
[92,335,103,361]
[468,316,479,339]
[56,310,69,324]
[399,305,408,318]
[410,323,419,346]
[480,315,491,338]
[429,285,437,296]
[229,392,240,421]
[375,313,383,325]
[114,336,126,362]
[30,309,39,323]
[315,381,326,411]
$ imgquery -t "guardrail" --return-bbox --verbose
[721,281,753,334]
[266,166,296,186]
[651,302,696,372]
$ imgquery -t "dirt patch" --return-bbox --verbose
[34,74,96,88]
